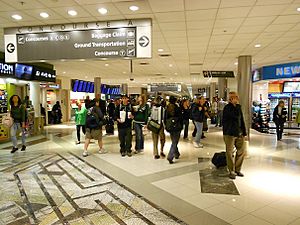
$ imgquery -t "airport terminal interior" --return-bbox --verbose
[1,0,300,225]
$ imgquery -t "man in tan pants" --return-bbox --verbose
[222,92,247,179]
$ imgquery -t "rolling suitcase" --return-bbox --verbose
[212,151,227,168]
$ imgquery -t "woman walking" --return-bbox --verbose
[10,95,27,153]
[75,103,87,144]
[273,100,287,141]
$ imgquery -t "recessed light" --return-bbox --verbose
[63,71,66,74]
[85,76,88,79]
[234,62,238,65]
[98,8,108,15]
[174,72,178,75]
[105,63,109,67]
[158,48,164,52]
[68,10,77,16]
[40,12,49,18]
[297,7,300,12]
[123,71,126,74]
[11,14,22,20]
[254,44,261,48]
[169,64,173,67]
[129,5,139,11]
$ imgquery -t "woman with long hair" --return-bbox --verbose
[9,95,27,153]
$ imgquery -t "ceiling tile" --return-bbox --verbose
[186,20,214,30]
[148,0,184,12]
[238,25,267,33]
[185,9,217,21]
[243,16,276,26]
[184,0,220,10]
[248,5,288,17]
[217,7,251,19]
[159,22,186,31]
[255,0,293,5]
[155,12,185,22]
[272,15,300,24]
[220,0,256,8]
[265,23,296,32]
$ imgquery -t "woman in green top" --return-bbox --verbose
[75,103,87,144]
[9,95,26,153]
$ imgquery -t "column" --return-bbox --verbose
[218,78,227,99]
[210,82,216,102]
[94,77,101,96]
[237,55,252,138]
[29,81,41,117]
[121,83,128,95]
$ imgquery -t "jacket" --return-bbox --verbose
[273,105,287,124]
[11,105,26,123]
[133,104,149,124]
[191,103,206,122]
[75,107,87,125]
[114,103,133,129]
[223,102,247,137]
[181,106,191,120]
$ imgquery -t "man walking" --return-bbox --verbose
[223,92,247,179]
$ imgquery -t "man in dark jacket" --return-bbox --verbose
[114,95,134,157]
[223,92,247,179]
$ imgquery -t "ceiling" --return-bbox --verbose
[1,0,300,86]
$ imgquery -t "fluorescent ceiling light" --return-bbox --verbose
[129,5,139,11]
[68,10,77,16]
[105,63,109,67]
[234,62,238,65]
[158,48,164,52]
[11,14,22,20]
[169,64,173,67]
[40,12,49,18]
[254,44,261,48]
[98,8,108,15]
[297,7,300,12]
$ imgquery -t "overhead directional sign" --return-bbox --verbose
[4,19,152,62]
[203,70,235,78]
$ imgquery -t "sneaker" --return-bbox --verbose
[121,152,126,157]
[154,155,160,159]
[99,148,108,154]
[127,152,132,157]
[76,141,80,145]
[193,142,203,148]
[168,159,174,164]
[21,145,26,151]
[11,147,18,154]
[235,171,244,177]
[82,151,88,157]
[160,152,166,158]
[229,172,236,179]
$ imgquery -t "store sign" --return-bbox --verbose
[262,62,300,80]
[148,84,181,92]
[203,71,235,78]
[0,61,14,76]
[4,19,152,62]
[268,93,291,98]
[32,66,56,82]
[292,93,300,98]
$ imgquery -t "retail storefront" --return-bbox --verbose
[252,62,300,130]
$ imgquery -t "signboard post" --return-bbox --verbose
[4,19,152,62]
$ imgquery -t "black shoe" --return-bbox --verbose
[229,173,236,179]
[201,135,206,139]
[175,153,180,159]
[11,147,18,154]
[21,145,26,151]
[160,152,166,158]
[127,152,132,157]
[168,159,174,164]
[154,155,160,159]
[235,171,244,177]
[121,152,126,157]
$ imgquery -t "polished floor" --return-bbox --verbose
[0,123,300,225]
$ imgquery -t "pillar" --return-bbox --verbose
[94,77,101,96]
[29,81,41,117]
[121,83,128,95]
[218,78,227,99]
[210,82,216,102]
[237,55,252,138]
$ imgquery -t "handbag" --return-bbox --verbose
[147,119,161,134]
[2,113,14,128]
[165,117,183,132]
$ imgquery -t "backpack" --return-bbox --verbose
[164,105,183,133]
[212,152,227,168]
[86,107,101,129]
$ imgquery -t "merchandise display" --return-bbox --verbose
[252,101,270,133]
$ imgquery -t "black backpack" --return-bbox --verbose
[86,107,100,129]
[212,151,227,168]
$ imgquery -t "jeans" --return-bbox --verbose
[217,110,223,127]
[194,121,203,144]
[223,135,246,173]
[118,127,132,153]
[167,131,181,161]
[11,122,26,148]
[275,122,284,140]
[183,119,189,139]
[76,125,86,142]
[134,122,144,151]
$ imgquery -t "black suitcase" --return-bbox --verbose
[212,151,227,168]
[106,124,114,134]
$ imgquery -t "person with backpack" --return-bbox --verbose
[83,100,105,157]
[114,95,134,157]
[149,97,166,159]
[75,103,87,144]
[164,96,183,164]
[191,96,207,148]
[133,94,149,154]
[9,95,27,153]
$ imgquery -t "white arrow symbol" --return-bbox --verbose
[139,36,149,47]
